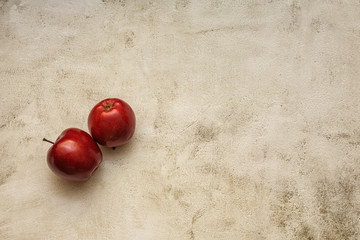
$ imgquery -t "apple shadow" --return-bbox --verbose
[47,164,105,198]
[99,139,136,165]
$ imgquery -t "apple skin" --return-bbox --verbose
[46,128,103,181]
[88,98,136,147]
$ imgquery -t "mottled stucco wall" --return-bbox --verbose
[1,0,360,239]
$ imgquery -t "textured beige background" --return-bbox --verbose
[1,0,360,239]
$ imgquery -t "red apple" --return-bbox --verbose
[44,128,103,181]
[88,98,136,147]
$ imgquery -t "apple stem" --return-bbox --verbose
[112,147,116,150]
[43,138,55,145]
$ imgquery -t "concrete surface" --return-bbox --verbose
[1,0,360,239]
